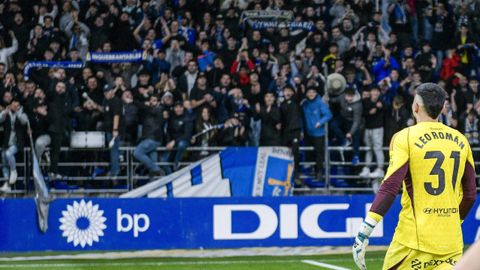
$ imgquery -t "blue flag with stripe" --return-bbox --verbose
[121,147,295,198]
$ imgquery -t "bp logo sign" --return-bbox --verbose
[59,200,107,247]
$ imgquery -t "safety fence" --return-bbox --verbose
[2,145,480,196]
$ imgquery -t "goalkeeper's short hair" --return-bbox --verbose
[416,83,446,119]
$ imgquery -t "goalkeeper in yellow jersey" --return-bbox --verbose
[352,83,477,270]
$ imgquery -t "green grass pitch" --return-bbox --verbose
[0,251,386,270]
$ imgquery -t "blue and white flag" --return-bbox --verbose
[121,147,294,198]
[27,120,51,233]
[240,10,313,31]
[86,51,146,63]
[251,21,315,31]
[25,51,147,79]
[24,61,84,80]
[240,10,294,23]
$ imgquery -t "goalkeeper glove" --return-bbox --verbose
[352,218,376,270]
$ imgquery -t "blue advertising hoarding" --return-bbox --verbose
[0,195,479,252]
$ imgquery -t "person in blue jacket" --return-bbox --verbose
[372,45,400,84]
[303,88,332,180]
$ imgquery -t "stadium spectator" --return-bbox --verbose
[46,81,71,180]
[0,31,18,70]
[121,90,139,145]
[197,40,216,72]
[454,23,477,77]
[280,85,302,184]
[191,106,218,158]
[143,49,171,85]
[254,92,281,146]
[64,11,90,59]
[302,88,332,180]
[415,41,436,82]
[162,101,193,174]
[387,0,411,48]
[246,81,262,146]
[330,26,351,56]
[463,110,480,147]
[177,60,198,99]
[30,101,50,161]
[206,57,227,89]
[77,90,101,132]
[231,49,255,87]
[322,43,339,75]
[99,85,123,178]
[329,88,363,165]
[384,95,409,145]
[224,87,250,146]
[441,96,458,128]
[133,94,166,179]
[373,46,400,84]
[0,99,28,192]
[82,76,103,105]
[133,70,153,103]
[189,72,216,111]
[166,39,185,74]
[360,87,385,179]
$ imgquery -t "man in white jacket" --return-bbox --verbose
[0,31,18,71]
[0,100,29,192]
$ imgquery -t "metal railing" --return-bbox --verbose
[2,145,480,197]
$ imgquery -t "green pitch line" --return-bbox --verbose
[0,251,386,270]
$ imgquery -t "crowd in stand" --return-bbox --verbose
[0,0,479,191]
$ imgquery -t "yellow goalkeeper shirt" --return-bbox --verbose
[368,121,477,255]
